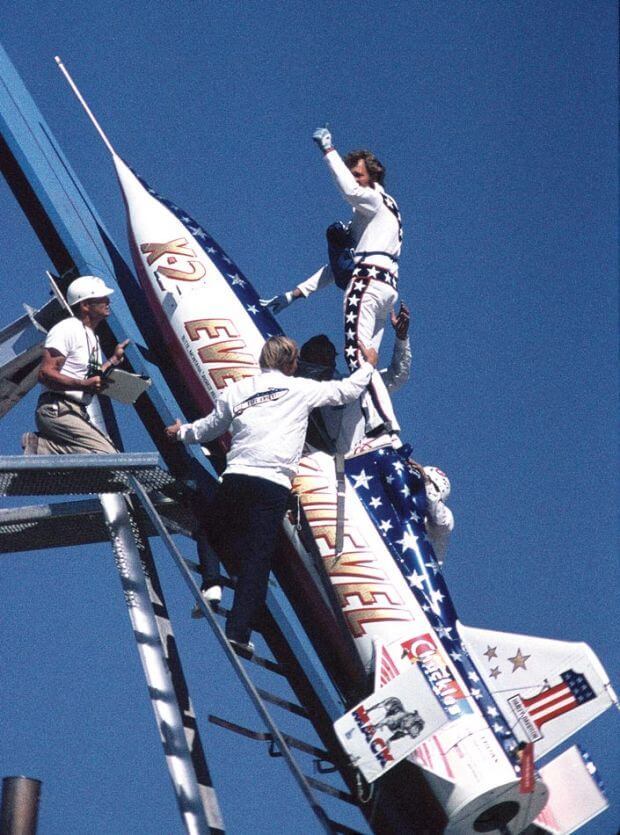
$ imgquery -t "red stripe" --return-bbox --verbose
[533,698,578,728]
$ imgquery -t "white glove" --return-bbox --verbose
[312,126,333,153]
[259,291,295,315]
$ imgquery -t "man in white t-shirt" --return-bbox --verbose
[166,335,377,652]
[27,275,129,455]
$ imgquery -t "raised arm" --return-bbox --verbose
[381,303,411,391]
[313,126,383,216]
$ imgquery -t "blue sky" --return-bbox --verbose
[0,2,617,833]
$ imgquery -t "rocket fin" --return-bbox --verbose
[458,623,617,760]
[528,745,608,834]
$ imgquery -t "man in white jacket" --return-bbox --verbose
[262,127,402,438]
[166,335,377,652]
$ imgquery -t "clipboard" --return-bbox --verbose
[100,367,151,404]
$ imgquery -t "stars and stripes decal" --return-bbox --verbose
[515,670,596,736]
[346,444,523,763]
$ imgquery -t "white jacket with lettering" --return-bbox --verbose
[177,361,373,487]
[297,149,402,297]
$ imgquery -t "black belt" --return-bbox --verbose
[38,391,90,411]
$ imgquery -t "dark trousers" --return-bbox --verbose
[200,474,290,643]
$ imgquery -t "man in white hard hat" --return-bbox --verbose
[24,275,130,455]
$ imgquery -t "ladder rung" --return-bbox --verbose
[208,715,333,763]
[326,819,367,835]
[256,687,309,718]
[305,775,356,805]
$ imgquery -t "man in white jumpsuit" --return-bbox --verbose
[261,127,402,437]
[166,335,377,653]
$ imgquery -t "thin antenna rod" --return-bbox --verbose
[54,56,117,156]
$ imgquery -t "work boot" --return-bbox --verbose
[21,432,39,456]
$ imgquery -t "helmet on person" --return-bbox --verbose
[66,275,115,306]
[423,466,451,502]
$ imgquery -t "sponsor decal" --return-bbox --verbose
[509,669,596,742]
[233,387,288,415]
[400,633,471,719]
[334,663,448,783]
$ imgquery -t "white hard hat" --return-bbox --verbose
[66,275,115,306]
[423,466,451,502]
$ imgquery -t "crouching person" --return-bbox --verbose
[23,275,129,455]
[166,335,377,654]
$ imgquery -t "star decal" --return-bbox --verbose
[345,311,356,324]
[450,650,462,662]
[352,470,373,490]
[484,646,498,661]
[396,530,418,553]
[486,706,499,718]
[229,273,246,286]
[468,672,480,683]
[369,496,382,509]
[346,328,356,341]
[436,623,453,639]
[407,571,426,590]
[206,247,217,254]
[508,648,531,672]
[378,519,393,534]
[347,294,360,307]
[353,280,365,291]
[400,484,411,498]
[470,688,482,700]
[489,666,501,679]
[345,345,357,358]
[247,304,258,314]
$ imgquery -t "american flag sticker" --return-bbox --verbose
[509,669,596,742]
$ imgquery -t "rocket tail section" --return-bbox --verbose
[458,623,617,761]
[529,745,608,834]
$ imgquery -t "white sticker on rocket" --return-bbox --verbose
[334,663,449,783]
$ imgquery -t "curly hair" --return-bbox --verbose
[343,149,386,185]
[259,335,299,371]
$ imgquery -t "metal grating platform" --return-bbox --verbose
[0,495,196,554]
[0,453,177,497]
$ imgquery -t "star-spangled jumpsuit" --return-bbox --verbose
[296,149,403,434]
